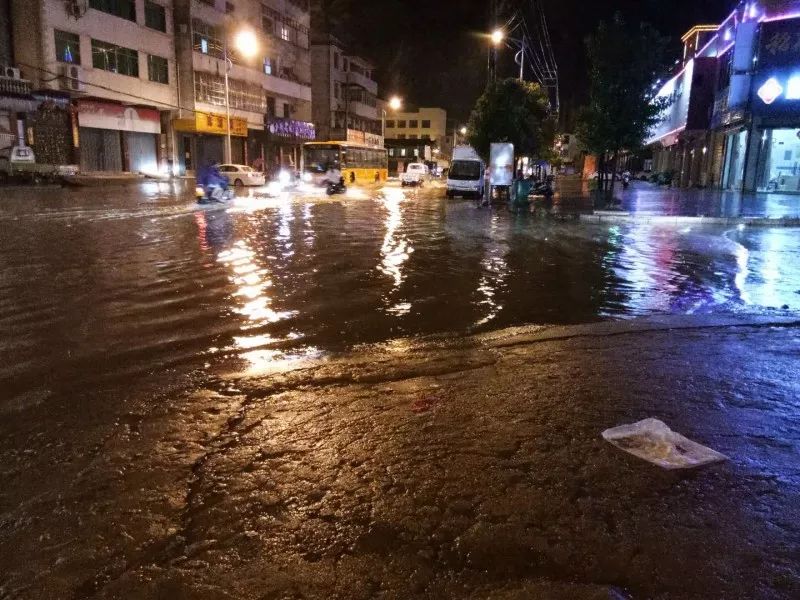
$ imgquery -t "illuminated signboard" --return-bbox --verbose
[753,17,800,114]
[194,112,248,137]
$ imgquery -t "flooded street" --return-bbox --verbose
[2,183,800,599]
[2,182,799,407]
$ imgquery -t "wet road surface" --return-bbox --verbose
[1,182,800,599]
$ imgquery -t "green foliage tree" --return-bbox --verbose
[577,14,670,199]
[466,78,556,163]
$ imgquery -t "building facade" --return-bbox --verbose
[172,0,313,175]
[310,35,382,147]
[384,106,447,145]
[11,0,178,172]
[649,0,800,193]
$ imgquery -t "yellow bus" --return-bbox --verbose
[302,142,388,186]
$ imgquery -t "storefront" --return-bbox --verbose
[748,15,800,193]
[173,111,248,174]
[77,100,161,173]
[265,117,315,176]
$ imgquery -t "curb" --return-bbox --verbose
[580,213,800,226]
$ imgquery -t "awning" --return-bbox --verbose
[77,99,161,134]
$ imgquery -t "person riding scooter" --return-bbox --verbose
[197,162,231,204]
[323,162,346,195]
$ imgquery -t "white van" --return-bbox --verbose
[446,146,485,199]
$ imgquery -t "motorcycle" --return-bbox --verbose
[326,179,347,196]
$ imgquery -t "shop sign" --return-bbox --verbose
[345,129,383,148]
[266,118,315,141]
[194,112,248,137]
[758,17,800,69]
[77,100,161,134]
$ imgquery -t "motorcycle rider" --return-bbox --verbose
[323,162,343,187]
[197,161,230,203]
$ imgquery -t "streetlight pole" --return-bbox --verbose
[224,38,232,164]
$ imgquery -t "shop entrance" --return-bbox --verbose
[722,129,748,191]
[756,128,800,193]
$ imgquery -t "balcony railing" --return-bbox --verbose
[0,77,32,96]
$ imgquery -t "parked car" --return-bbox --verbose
[218,164,266,187]
[401,162,429,187]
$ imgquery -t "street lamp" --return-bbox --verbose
[460,126,468,136]
[490,29,526,81]
[382,95,402,141]
[491,29,505,46]
[223,28,259,164]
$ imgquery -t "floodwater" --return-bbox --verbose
[1,182,799,406]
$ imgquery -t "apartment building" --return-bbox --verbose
[172,0,313,173]
[384,107,447,144]
[10,0,178,172]
[310,35,381,147]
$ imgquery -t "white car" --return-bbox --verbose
[219,164,266,187]
[401,163,429,187]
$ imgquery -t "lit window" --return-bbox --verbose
[280,25,290,41]
[263,57,273,75]
[55,30,81,64]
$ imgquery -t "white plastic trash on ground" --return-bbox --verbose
[602,418,728,470]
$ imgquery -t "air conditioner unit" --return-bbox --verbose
[2,67,21,80]
[65,0,88,19]
[59,64,85,92]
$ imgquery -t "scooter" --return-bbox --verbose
[326,179,347,196]
[197,184,234,204]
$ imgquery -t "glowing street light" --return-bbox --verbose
[460,126,468,135]
[389,96,403,111]
[233,30,259,58]
[491,29,505,46]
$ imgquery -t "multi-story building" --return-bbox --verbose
[648,0,800,194]
[384,107,447,145]
[11,0,178,172]
[310,35,382,147]
[172,0,314,174]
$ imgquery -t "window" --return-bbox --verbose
[194,71,266,112]
[267,96,276,117]
[144,1,166,32]
[225,1,235,13]
[192,19,222,59]
[397,120,406,128]
[334,52,340,69]
[91,39,139,77]
[147,54,168,84]
[422,134,430,140]
[409,134,417,139]
[334,82,341,99]
[421,120,431,128]
[343,58,348,71]
[262,15,274,34]
[263,57,274,75]
[89,0,136,21]
[280,25,290,41]
[409,120,418,128]
[398,134,406,139]
[55,30,81,64]
[386,120,395,128]
[283,102,291,117]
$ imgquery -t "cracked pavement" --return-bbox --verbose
[2,316,799,600]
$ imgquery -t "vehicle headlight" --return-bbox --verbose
[302,172,312,183]
[278,170,291,185]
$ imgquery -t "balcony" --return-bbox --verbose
[0,76,32,96]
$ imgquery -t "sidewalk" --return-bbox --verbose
[2,315,798,599]
[559,179,800,220]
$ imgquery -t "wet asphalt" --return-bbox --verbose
[1,182,799,599]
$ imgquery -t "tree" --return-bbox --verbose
[466,78,556,163]
[577,14,670,200]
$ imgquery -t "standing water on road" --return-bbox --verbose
[1,182,799,407]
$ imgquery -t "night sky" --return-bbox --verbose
[334,0,732,124]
